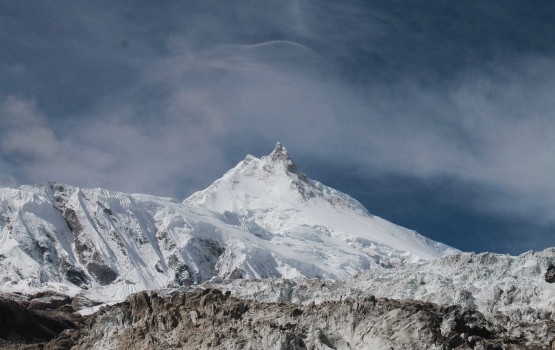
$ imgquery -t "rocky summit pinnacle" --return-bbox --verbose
[268,142,304,178]
[270,141,287,158]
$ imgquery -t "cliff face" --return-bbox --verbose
[7,288,550,350]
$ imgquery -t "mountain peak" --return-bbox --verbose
[185,144,456,269]
[266,142,305,179]
[187,143,374,215]
[270,142,288,160]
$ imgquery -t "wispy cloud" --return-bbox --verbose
[1,1,555,230]
[0,95,226,196]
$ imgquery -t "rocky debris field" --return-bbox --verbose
[1,288,552,350]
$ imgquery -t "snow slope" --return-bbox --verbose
[186,142,457,267]
[0,184,252,301]
[0,143,455,302]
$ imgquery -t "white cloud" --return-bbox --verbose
[0,97,60,159]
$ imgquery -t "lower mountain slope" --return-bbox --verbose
[3,288,549,350]
[207,247,555,347]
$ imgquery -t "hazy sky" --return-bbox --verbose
[1,1,555,253]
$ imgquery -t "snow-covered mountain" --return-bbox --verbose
[3,143,555,349]
[0,143,455,301]
[186,143,456,265]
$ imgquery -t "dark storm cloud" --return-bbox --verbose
[1,1,555,251]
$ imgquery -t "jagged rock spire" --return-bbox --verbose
[268,142,306,181]
[269,142,289,161]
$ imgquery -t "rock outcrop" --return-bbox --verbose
[545,265,555,283]
[15,289,551,350]
[0,291,84,349]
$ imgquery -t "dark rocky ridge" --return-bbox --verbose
[2,289,551,350]
[546,265,555,283]
[269,142,309,183]
[53,185,119,287]
[0,291,86,350]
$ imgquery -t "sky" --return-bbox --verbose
[1,1,555,254]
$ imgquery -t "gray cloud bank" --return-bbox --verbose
[1,1,555,234]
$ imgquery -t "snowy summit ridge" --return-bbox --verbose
[1,143,456,302]
[187,142,370,215]
[187,142,456,263]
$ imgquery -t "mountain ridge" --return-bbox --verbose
[0,143,455,303]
